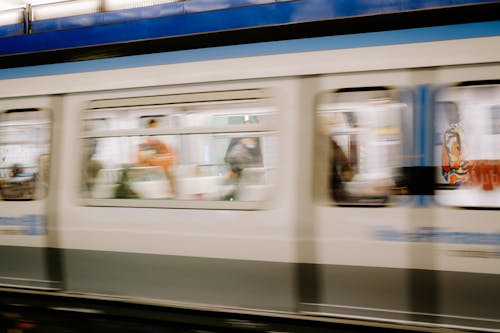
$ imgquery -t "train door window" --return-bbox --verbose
[315,87,411,206]
[0,108,51,200]
[81,89,278,209]
[434,81,500,208]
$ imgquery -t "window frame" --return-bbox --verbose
[0,107,52,202]
[314,87,413,207]
[79,89,278,210]
[432,81,500,209]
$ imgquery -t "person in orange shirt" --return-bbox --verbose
[138,119,176,195]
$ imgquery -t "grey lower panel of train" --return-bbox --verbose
[314,264,500,330]
[63,248,296,311]
[1,246,499,329]
[0,246,52,289]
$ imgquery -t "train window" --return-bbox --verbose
[434,81,500,208]
[0,108,51,201]
[81,90,278,209]
[315,88,411,206]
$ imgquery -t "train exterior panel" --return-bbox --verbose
[0,17,499,332]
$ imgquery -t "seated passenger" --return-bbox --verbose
[115,168,139,199]
[138,119,177,195]
[11,164,24,177]
[0,164,36,200]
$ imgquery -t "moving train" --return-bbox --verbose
[0,12,499,332]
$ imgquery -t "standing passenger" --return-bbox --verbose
[223,116,263,200]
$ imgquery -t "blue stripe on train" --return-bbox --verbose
[0,21,499,80]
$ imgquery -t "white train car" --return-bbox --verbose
[0,17,499,331]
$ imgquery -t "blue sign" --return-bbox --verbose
[0,214,47,235]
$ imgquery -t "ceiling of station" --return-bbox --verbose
[0,1,68,11]
[0,0,180,12]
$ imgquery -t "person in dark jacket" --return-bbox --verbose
[224,137,263,178]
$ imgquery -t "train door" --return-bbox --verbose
[299,70,425,322]
[430,64,500,330]
[0,96,61,290]
[56,81,297,311]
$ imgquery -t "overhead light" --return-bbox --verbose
[0,1,26,12]
[0,8,25,26]
[27,0,70,5]
[0,0,73,10]
[31,0,100,21]
[1,0,185,24]
[105,0,180,12]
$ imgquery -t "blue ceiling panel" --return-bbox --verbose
[0,23,24,38]
[184,0,277,14]
[101,2,185,25]
[32,13,105,33]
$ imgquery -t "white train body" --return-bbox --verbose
[0,24,499,331]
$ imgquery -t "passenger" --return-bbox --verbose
[82,137,102,194]
[441,102,472,185]
[138,119,177,195]
[224,137,263,178]
[115,168,139,199]
[320,113,355,202]
[0,164,36,200]
[330,138,354,202]
[223,116,263,200]
[11,163,23,177]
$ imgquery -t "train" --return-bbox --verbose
[0,12,499,332]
